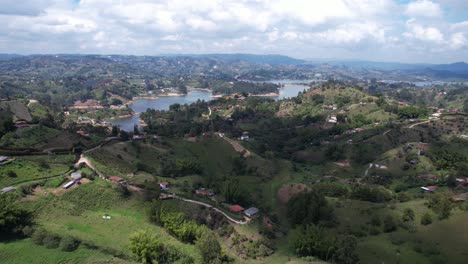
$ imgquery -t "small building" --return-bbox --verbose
[327,115,337,124]
[421,186,438,192]
[14,121,30,128]
[1,186,15,194]
[456,178,468,187]
[109,176,125,183]
[240,135,249,141]
[243,207,259,218]
[229,205,244,213]
[71,172,82,181]
[63,181,75,189]
[76,130,90,137]
[195,188,214,196]
[159,182,169,190]
[0,156,8,163]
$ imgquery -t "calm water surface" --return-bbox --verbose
[111,84,309,131]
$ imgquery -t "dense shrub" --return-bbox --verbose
[59,236,80,252]
[351,186,393,203]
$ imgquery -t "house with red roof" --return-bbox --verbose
[229,205,244,213]
[109,176,125,183]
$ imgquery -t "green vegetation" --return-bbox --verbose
[0,159,69,187]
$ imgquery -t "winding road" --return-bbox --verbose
[171,194,249,225]
[73,136,250,225]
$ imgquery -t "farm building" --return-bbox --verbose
[159,182,169,190]
[229,205,244,213]
[421,186,438,192]
[195,188,214,196]
[109,176,125,183]
[0,156,8,163]
[63,181,75,189]
[71,172,82,181]
[243,207,259,218]
[1,186,15,194]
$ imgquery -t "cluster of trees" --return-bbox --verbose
[0,194,30,235]
[148,201,206,243]
[0,110,14,138]
[159,157,203,177]
[129,230,194,264]
[350,185,393,203]
[286,189,359,263]
[147,201,226,263]
[427,140,467,171]
[397,106,429,119]
[292,224,358,264]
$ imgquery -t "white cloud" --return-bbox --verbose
[0,0,466,62]
[405,0,442,17]
[404,19,444,43]
[449,32,467,49]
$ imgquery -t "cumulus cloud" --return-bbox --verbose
[405,0,442,17]
[0,0,466,62]
[404,19,444,43]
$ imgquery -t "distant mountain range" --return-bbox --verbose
[169,53,306,65]
[0,53,466,78]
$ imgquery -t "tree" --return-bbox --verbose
[333,235,359,264]
[402,208,415,222]
[421,212,433,225]
[0,194,30,234]
[196,231,222,263]
[128,231,161,264]
[383,215,397,233]
[427,192,452,220]
[59,236,80,252]
[287,189,333,227]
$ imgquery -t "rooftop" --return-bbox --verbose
[229,205,244,212]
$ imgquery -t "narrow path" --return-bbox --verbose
[408,120,430,128]
[223,137,251,157]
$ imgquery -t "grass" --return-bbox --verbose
[14,154,76,164]
[0,125,62,148]
[33,180,202,262]
[0,159,69,187]
[0,238,130,264]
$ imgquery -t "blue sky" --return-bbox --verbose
[0,0,467,63]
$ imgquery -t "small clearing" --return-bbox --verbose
[276,183,309,204]
[224,137,251,157]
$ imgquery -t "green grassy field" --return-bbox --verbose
[33,180,203,262]
[0,159,70,187]
[15,154,76,164]
[0,125,62,148]
[0,238,130,264]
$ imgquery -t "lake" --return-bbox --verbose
[111,84,309,131]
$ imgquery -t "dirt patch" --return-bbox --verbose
[334,160,350,167]
[276,183,309,204]
[224,137,251,157]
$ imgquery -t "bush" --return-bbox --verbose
[59,236,80,252]
[383,215,397,233]
[31,228,47,245]
[421,213,432,225]
[22,226,34,237]
[43,234,61,249]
